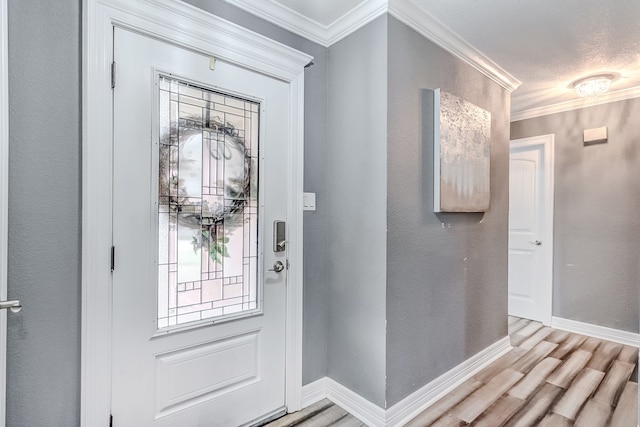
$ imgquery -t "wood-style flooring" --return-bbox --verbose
[263,399,366,427]
[264,317,638,426]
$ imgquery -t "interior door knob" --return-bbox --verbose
[528,240,542,246]
[268,261,285,273]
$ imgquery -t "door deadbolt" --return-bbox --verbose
[273,220,286,252]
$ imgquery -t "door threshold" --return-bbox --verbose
[245,406,287,427]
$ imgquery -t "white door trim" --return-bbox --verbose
[509,134,555,325]
[81,1,311,425]
[0,0,9,424]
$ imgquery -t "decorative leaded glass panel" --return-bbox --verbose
[157,75,259,329]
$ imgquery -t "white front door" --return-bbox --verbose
[508,135,554,324]
[111,28,289,426]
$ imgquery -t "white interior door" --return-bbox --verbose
[111,28,289,426]
[508,135,554,324]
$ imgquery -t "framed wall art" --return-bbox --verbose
[429,89,491,212]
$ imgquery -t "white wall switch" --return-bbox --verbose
[303,192,316,211]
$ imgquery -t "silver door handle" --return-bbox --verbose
[268,261,285,273]
[0,300,22,313]
[528,240,542,246]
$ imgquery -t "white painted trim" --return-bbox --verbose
[223,0,388,47]
[512,86,640,121]
[389,0,520,93]
[222,0,328,45]
[552,317,640,348]
[221,0,520,93]
[301,378,328,408]
[82,1,311,425]
[325,378,386,427]
[386,336,512,426]
[509,134,555,326]
[285,57,307,414]
[299,336,511,427]
[325,0,388,46]
[0,0,8,424]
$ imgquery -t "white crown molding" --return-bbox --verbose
[512,86,640,121]
[325,0,388,46]
[222,0,327,45]
[388,0,521,93]
[222,0,387,47]
[551,317,640,348]
[222,0,520,92]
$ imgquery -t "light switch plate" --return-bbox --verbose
[303,192,316,211]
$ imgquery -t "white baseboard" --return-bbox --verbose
[325,378,387,427]
[386,336,512,426]
[303,377,386,426]
[301,377,328,408]
[300,335,512,426]
[552,317,640,347]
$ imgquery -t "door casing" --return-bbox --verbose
[508,134,555,325]
[81,1,311,425]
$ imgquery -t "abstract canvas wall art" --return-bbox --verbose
[432,89,491,212]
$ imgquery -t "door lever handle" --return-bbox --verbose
[528,240,543,246]
[268,261,285,273]
[0,300,22,313]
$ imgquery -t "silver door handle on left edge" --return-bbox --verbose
[0,300,22,313]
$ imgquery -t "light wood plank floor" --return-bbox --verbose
[264,317,638,426]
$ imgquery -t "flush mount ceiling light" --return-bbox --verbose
[572,74,615,98]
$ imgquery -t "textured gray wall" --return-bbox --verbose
[511,98,640,333]
[326,16,388,407]
[7,0,81,425]
[385,16,511,407]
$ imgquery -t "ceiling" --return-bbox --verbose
[223,0,640,119]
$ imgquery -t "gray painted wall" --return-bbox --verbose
[387,18,510,406]
[326,15,388,407]
[511,98,640,333]
[385,16,511,407]
[7,0,81,425]
[183,0,332,388]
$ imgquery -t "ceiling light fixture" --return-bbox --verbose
[572,74,614,99]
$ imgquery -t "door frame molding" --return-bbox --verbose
[0,0,8,423]
[509,133,555,325]
[81,1,312,425]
